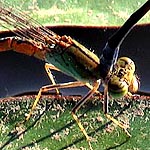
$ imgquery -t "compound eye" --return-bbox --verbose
[108,76,128,98]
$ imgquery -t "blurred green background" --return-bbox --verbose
[1,0,150,27]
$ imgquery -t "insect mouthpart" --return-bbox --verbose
[108,75,128,98]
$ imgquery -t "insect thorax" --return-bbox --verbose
[45,42,102,83]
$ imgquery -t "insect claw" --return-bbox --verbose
[105,114,131,137]
[124,129,131,137]
[88,141,94,150]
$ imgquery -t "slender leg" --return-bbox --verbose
[72,80,101,150]
[45,63,60,94]
[85,83,101,95]
[103,85,131,137]
[45,63,101,95]
[25,81,86,122]
[45,63,61,72]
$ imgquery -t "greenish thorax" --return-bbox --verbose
[45,39,102,83]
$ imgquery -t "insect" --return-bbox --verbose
[0,1,150,149]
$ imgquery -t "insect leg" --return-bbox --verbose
[25,81,86,122]
[103,85,131,137]
[85,83,101,95]
[71,80,101,150]
[44,63,100,96]
[45,63,60,94]
[44,63,100,95]
[45,63,61,71]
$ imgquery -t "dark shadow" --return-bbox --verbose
[59,101,132,150]
[15,101,132,150]
[106,137,130,150]
[0,101,49,150]
[17,120,76,150]
[16,109,88,150]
